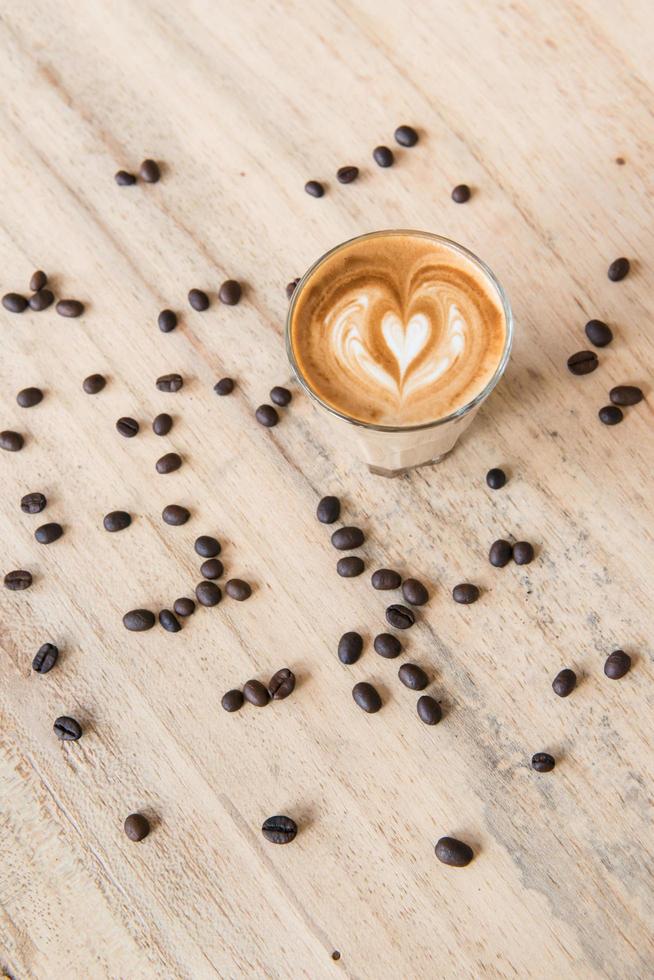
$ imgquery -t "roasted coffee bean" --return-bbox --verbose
[386,604,415,629]
[270,386,292,406]
[451,184,471,203]
[139,158,161,183]
[394,124,418,146]
[214,377,235,396]
[173,597,195,617]
[219,279,242,305]
[161,504,189,526]
[17,386,43,408]
[243,679,269,706]
[29,288,55,311]
[30,270,47,292]
[124,813,150,841]
[262,815,297,844]
[452,583,479,604]
[531,752,555,773]
[352,681,382,713]
[116,417,139,438]
[373,633,402,659]
[373,145,394,167]
[195,535,220,557]
[2,292,28,313]
[83,373,106,394]
[32,643,59,673]
[225,578,251,601]
[4,569,32,590]
[56,299,84,317]
[604,649,631,679]
[607,257,630,281]
[103,510,131,532]
[35,522,63,544]
[371,568,401,590]
[331,526,364,550]
[512,542,534,565]
[486,467,506,489]
[158,309,177,333]
[316,495,340,524]
[552,668,577,697]
[337,165,359,183]
[609,385,643,406]
[53,716,82,741]
[567,350,598,376]
[599,405,623,425]
[398,663,428,690]
[153,412,173,436]
[0,430,24,451]
[196,581,222,607]
[188,288,209,311]
[268,667,296,700]
[585,319,613,347]
[123,609,156,631]
[222,689,244,712]
[417,696,442,726]
[337,556,364,577]
[21,491,46,514]
[156,373,183,392]
[338,631,363,665]
[402,578,429,606]
[489,539,512,567]
[115,169,136,185]
[304,180,325,197]
[159,608,181,632]
[156,452,182,474]
[200,558,223,579]
[255,404,279,427]
[435,837,473,867]
[286,278,300,299]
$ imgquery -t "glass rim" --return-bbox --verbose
[285,229,514,433]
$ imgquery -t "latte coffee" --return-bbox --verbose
[287,231,512,475]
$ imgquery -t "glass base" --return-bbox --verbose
[368,450,451,478]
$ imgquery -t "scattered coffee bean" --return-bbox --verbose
[32,643,59,674]
[219,279,242,305]
[452,583,479,604]
[159,608,181,632]
[124,813,150,841]
[139,159,161,183]
[53,716,82,741]
[153,413,173,436]
[599,405,623,425]
[225,579,251,601]
[103,510,131,532]
[115,170,136,186]
[268,667,296,700]
[512,542,534,565]
[402,578,429,606]
[486,467,507,489]
[609,385,643,406]
[331,526,364,550]
[352,681,382,713]
[385,604,415,629]
[552,668,577,697]
[373,145,394,167]
[255,404,279,427]
[338,632,363,665]
[270,386,292,406]
[222,689,244,712]
[195,581,222,607]
[21,492,46,514]
[29,288,55,311]
[4,569,32,590]
[243,679,269,706]
[417,696,442,725]
[156,373,183,393]
[394,125,418,147]
[371,568,402,590]
[200,558,223,579]
[195,535,220,557]
[188,288,209,311]
[83,373,106,394]
[435,837,473,867]
[607,257,630,281]
[16,386,43,408]
[262,815,297,844]
[56,299,84,318]
[316,495,340,524]
[156,452,182,474]
[286,278,300,299]
[35,522,63,544]
[214,377,235,396]
[373,633,402,659]
[531,752,555,772]
[337,556,364,577]
[489,539,512,567]
[304,180,325,197]
[398,663,428,690]
[123,609,156,631]
[604,649,631,679]
[162,504,189,526]
[0,430,24,452]
[158,309,177,333]
[116,417,139,438]
[585,319,613,347]
[173,597,195,617]
[29,270,47,292]
[337,165,359,183]
[2,292,28,313]
[567,350,598,376]
[451,184,471,203]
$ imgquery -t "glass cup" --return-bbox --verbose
[286,230,514,477]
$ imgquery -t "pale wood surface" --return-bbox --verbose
[1,2,653,978]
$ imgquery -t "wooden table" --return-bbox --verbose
[2,2,652,977]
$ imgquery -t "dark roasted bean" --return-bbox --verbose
[195,535,220,557]
[394,125,418,146]
[116,417,139,438]
[371,568,401,590]
[153,412,173,436]
[83,373,106,394]
[124,813,150,841]
[17,386,43,407]
[103,510,131,532]
[53,716,82,741]
[337,165,359,183]
[417,696,442,725]
[552,668,577,697]
[331,526,364,550]
[30,270,47,292]
[609,385,643,406]
[21,492,46,514]
[352,681,382,713]
[402,578,429,605]
[270,386,292,406]
[173,597,195,617]
[599,405,623,425]
[584,319,613,347]
[158,309,177,332]
[0,430,24,451]
[486,467,506,489]
[338,632,363,665]
[200,558,223,579]
[159,608,181,632]
[139,159,161,183]
[255,404,279,427]
[29,289,55,311]
[156,373,183,392]
[56,299,84,318]
[435,837,473,867]
[2,292,28,313]
[225,578,251,601]
[452,583,480,604]
[188,288,209,311]
[385,604,415,629]
[262,815,297,843]
[489,539,512,567]
[531,752,555,773]
[567,350,598,375]
[222,689,244,712]
[218,279,241,305]
[195,581,222,607]
[123,609,156,631]
[214,377,235,396]
[268,668,296,700]
[607,257,630,281]
[162,504,189,525]
[243,679,269,706]
[4,569,32,590]
[373,633,402,659]
[512,542,534,565]
[304,180,324,197]
[115,170,136,186]
[451,184,471,203]
[373,145,394,167]
[604,649,631,679]
[35,522,63,544]
[337,556,364,577]
[32,643,59,673]
[156,452,182,474]
[398,663,428,690]
[286,278,300,299]
[316,495,340,524]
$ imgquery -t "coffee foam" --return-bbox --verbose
[290,233,507,426]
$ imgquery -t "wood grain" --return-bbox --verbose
[1,1,653,978]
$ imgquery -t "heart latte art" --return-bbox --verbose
[290,233,507,426]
